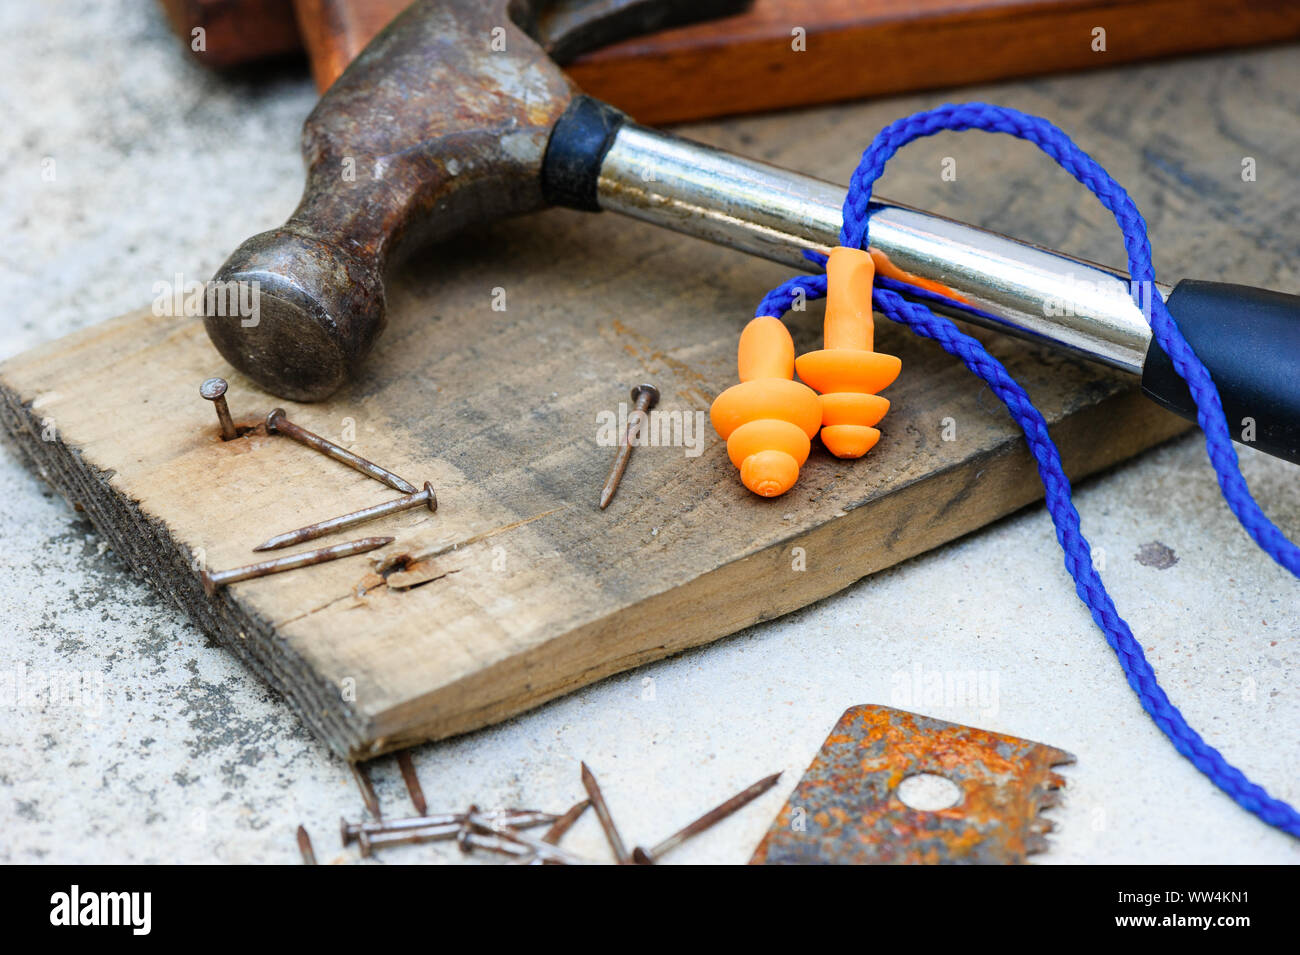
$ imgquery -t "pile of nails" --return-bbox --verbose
[198,377,437,593]
[344,807,587,864]
[316,756,780,865]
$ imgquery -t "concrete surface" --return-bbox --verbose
[1,1,1296,864]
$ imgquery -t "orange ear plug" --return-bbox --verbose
[710,316,822,497]
[795,247,901,458]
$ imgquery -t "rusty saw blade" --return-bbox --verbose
[750,704,1074,865]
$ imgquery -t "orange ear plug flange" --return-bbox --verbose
[795,247,900,458]
[710,316,821,497]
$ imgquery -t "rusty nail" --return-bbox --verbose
[459,829,533,858]
[632,771,782,864]
[485,809,561,830]
[599,384,659,509]
[265,407,418,494]
[465,811,591,865]
[253,483,436,552]
[358,822,462,857]
[542,798,590,845]
[351,762,382,819]
[296,824,317,865]
[514,798,592,866]
[454,803,482,854]
[341,813,456,846]
[580,761,630,864]
[455,809,540,860]
[201,537,393,596]
[395,751,427,815]
[341,809,559,845]
[200,377,238,441]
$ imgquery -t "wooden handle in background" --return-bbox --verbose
[159,0,1300,124]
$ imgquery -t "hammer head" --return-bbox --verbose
[205,0,747,401]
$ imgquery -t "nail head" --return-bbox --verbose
[200,377,228,400]
[631,384,660,407]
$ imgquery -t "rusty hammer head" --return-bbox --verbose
[204,0,746,401]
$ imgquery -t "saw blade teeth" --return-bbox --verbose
[1035,744,1078,767]
[751,706,1076,864]
[1029,779,1065,854]
[1036,789,1063,809]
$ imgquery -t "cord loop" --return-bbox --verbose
[758,103,1299,836]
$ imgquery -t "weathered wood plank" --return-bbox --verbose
[11,46,1293,759]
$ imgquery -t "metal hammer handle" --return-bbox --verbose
[545,98,1300,463]
[202,0,1299,462]
[595,119,1157,375]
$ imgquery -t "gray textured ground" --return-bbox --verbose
[1,1,1296,864]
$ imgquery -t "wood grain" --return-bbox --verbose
[2,295,1183,760]
[570,0,1300,124]
[9,47,1294,760]
[174,0,1300,123]
[159,0,1300,124]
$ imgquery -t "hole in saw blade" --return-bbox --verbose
[896,773,963,811]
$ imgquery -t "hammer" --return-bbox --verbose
[205,0,1300,464]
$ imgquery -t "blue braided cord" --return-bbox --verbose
[843,104,1300,578]
[756,103,1300,835]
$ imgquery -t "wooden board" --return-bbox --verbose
[160,1,1300,124]
[571,0,1300,124]
[14,60,1292,759]
[159,0,303,68]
